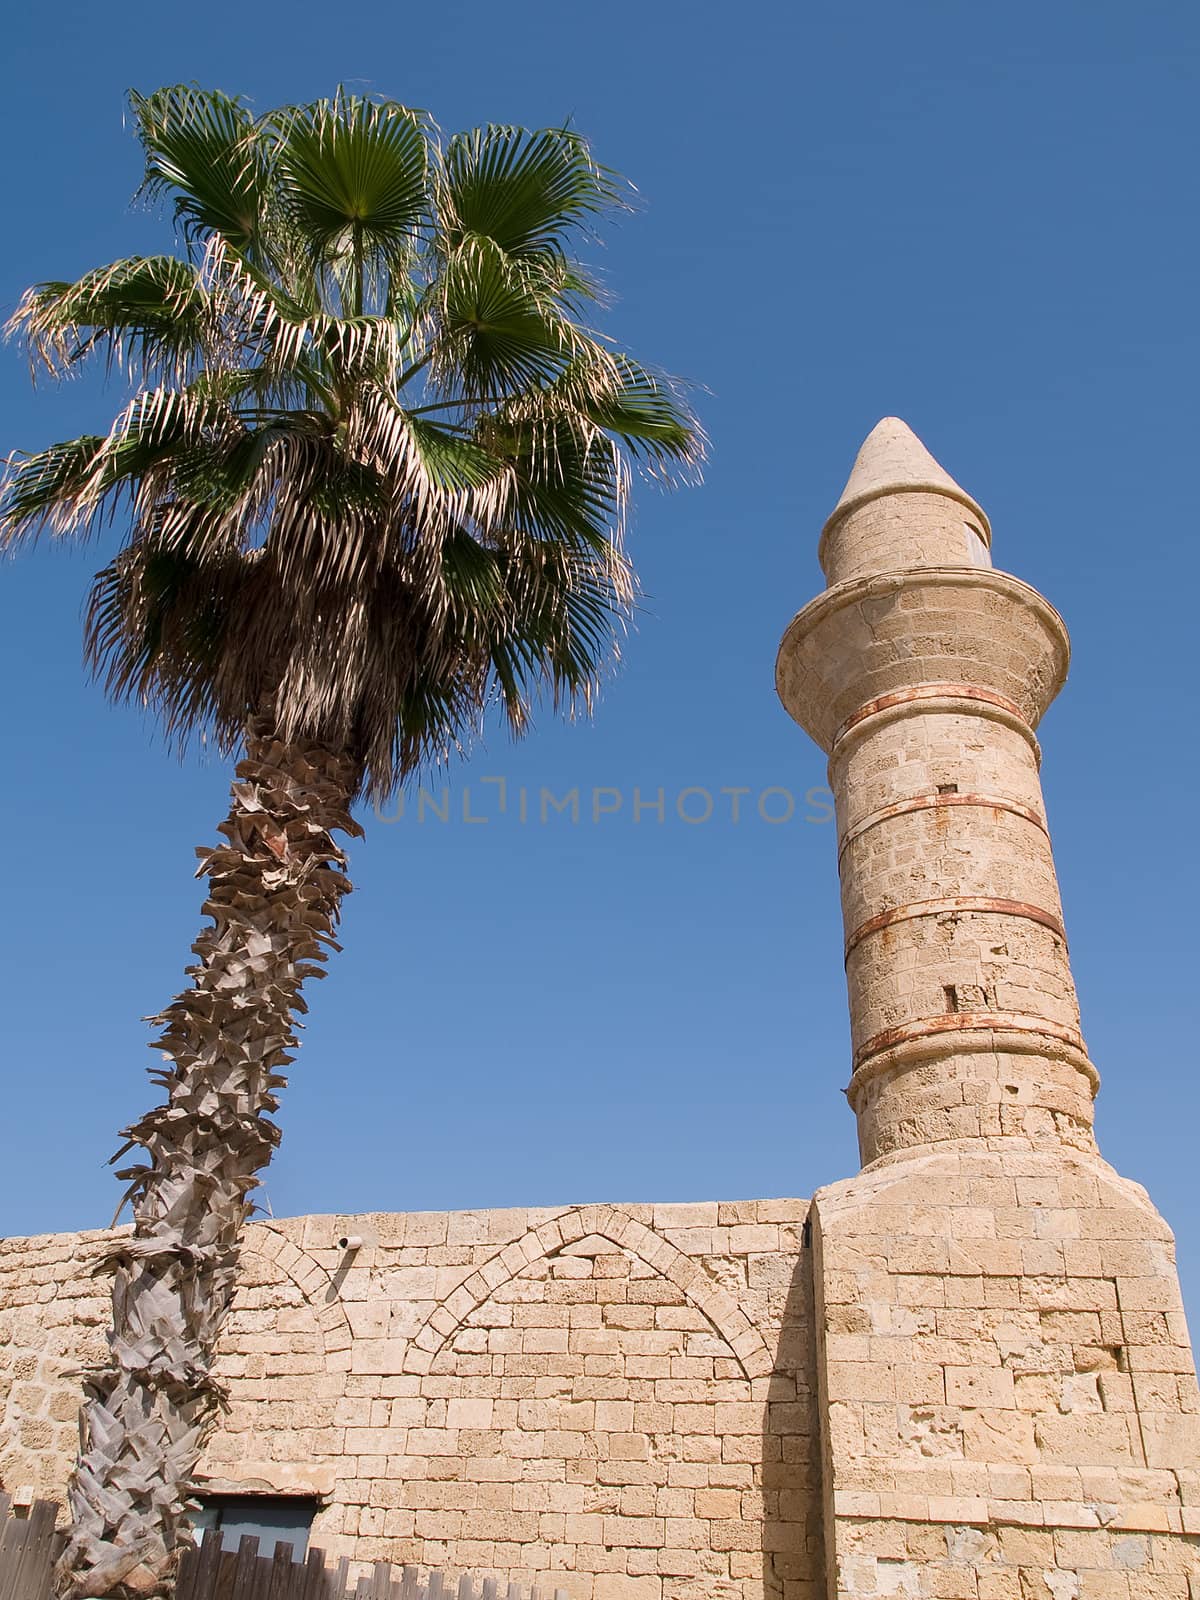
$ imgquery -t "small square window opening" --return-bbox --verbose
[189,1494,319,1558]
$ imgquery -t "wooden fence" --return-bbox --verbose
[0,1495,59,1600]
[178,1533,570,1600]
[0,1502,568,1600]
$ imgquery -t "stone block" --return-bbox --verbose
[593,1577,662,1600]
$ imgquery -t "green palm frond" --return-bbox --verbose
[404,415,498,494]
[131,86,267,258]
[8,256,209,382]
[571,356,703,474]
[2,437,107,539]
[2,84,702,799]
[271,92,431,313]
[438,124,622,265]
[429,234,591,398]
[482,409,630,553]
[487,544,628,732]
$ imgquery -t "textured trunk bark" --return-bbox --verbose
[56,721,363,1599]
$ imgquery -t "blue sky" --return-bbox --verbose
[1,1,1197,1328]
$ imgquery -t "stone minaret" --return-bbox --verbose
[777,420,1199,1600]
[778,417,1092,1167]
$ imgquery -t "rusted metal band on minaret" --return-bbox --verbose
[831,683,1031,754]
[843,895,1067,963]
[837,792,1049,860]
[848,1013,1097,1088]
[853,1012,1086,1067]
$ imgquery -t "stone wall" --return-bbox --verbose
[0,1198,824,1600]
[812,1147,1200,1600]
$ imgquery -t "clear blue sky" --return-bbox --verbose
[2,1,1197,1328]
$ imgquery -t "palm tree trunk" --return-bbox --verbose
[56,720,362,1599]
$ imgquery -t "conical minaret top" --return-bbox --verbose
[824,416,990,534]
[818,416,993,585]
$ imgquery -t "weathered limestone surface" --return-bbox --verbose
[0,1199,823,1600]
[813,1150,1199,1599]
[777,419,1200,1600]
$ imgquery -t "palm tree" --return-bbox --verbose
[2,85,700,1598]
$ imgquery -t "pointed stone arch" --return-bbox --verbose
[401,1202,772,1378]
[234,1223,353,1363]
[197,1227,349,1496]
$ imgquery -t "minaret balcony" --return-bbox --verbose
[776,565,1070,754]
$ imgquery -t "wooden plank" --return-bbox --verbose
[229,1534,262,1600]
[0,1502,22,1567]
[0,1512,23,1600]
[216,1547,240,1600]
[4,1500,58,1600]
[398,1565,420,1600]
[176,1545,193,1600]
[252,1546,278,1600]
[268,1540,296,1600]
[480,1580,497,1600]
[184,1527,226,1600]
[302,1544,331,1600]
[333,1555,351,1600]
[353,1575,371,1600]
[202,1527,229,1600]
[176,1540,196,1600]
[176,1535,204,1600]
[0,1519,21,1600]
[0,1535,18,1600]
[23,1499,58,1600]
[456,1574,474,1600]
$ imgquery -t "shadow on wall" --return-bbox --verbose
[761,1229,825,1600]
